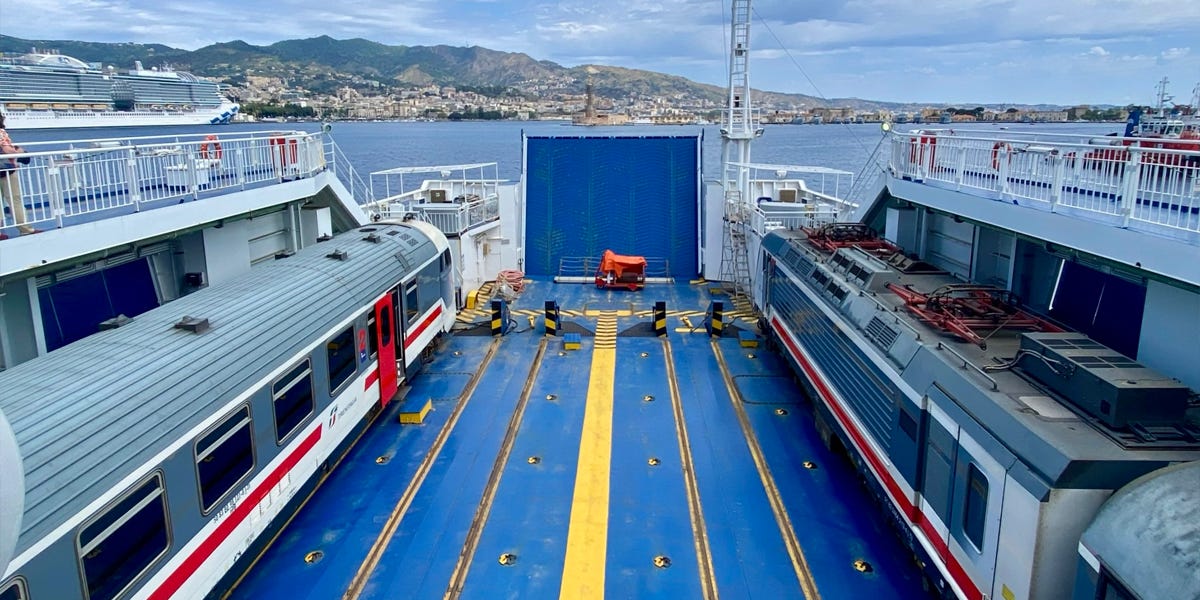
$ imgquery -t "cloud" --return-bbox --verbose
[8,0,1200,104]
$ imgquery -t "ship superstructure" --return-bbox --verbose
[0,51,238,129]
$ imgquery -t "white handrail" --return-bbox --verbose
[0,131,339,234]
[888,130,1200,235]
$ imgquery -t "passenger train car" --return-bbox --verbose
[0,220,455,600]
[760,227,1200,600]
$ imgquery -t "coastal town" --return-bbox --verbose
[228,73,1105,125]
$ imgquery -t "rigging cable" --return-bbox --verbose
[749,6,891,198]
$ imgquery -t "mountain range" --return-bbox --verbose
[0,35,1069,112]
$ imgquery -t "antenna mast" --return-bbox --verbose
[717,0,762,300]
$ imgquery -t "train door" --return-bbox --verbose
[373,294,398,406]
[950,429,1005,595]
[391,288,405,372]
[919,391,959,546]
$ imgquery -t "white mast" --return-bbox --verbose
[717,0,762,300]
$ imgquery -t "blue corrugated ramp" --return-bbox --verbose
[523,135,700,278]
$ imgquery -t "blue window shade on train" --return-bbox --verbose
[770,274,895,451]
[38,258,160,351]
[523,135,699,277]
[1049,261,1146,358]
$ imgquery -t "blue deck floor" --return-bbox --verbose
[230,279,930,599]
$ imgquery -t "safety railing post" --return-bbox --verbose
[1120,148,1143,227]
[125,147,141,212]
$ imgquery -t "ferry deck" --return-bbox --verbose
[228,279,929,599]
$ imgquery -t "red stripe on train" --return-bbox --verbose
[364,368,379,390]
[403,304,443,349]
[149,425,323,599]
[771,316,982,600]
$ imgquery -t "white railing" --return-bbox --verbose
[1,130,331,233]
[890,129,1200,234]
[362,163,504,235]
[751,203,841,234]
[323,136,373,206]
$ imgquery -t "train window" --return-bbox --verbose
[441,249,451,269]
[367,313,379,360]
[963,463,988,550]
[0,578,26,600]
[272,360,314,444]
[78,473,170,600]
[405,283,419,325]
[1099,571,1136,600]
[419,261,440,312]
[195,405,255,513]
[380,306,392,348]
[327,327,357,393]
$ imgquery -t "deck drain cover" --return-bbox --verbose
[803,461,818,470]
[304,550,324,564]
[546,394,558,401]
[647,457,661,466]
[527,456,541,464]
[853,559,873,573]
[639,352,649,358]
[499,553,517,566]
[775,408,788,416]
[375,455,391,465]
[653,555,671,568]
[643,395,655,402]
[747,353,756,359]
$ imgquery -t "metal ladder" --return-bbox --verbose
[719,189,753,300]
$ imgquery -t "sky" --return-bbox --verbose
[3,0,1200,106]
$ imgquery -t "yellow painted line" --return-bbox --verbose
[663,340,719,600]
[559,312,618,599]
[343,340,502,600]
[444,339,549,598]
[711,340,821,599]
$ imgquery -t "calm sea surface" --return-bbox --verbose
[14,120,1121,186]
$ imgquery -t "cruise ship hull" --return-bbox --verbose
[0,102,239,130]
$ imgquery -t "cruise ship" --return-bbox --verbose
[0,50,239,130]
[1,3,1198,600]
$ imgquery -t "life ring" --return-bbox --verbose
[991,142,1011,169]
[200,134,223,160]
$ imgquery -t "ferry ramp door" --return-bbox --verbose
[522,135,700,278]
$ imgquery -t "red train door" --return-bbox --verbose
[374,294,398,406]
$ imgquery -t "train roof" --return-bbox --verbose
[1080,461,1200,600]
[763,229,1200,492]
[0,222,441,554]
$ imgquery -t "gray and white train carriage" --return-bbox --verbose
[0,220,456,600]
[760,229,1200,600]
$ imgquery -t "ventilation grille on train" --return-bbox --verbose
[865,316,899,351]
[1018,333,1191,430]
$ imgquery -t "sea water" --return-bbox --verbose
[14,120,1120,187]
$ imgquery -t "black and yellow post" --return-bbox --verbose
[545,300,560,336]
[706,301,724,337]
[491,299,509,336]
[653,301,668,337]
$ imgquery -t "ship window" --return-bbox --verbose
[0,579,26,600]
[78,473,170,600]
[367,313,379,360]
[195,405,255,513]
[327,327,357,393]
[963,463,988,550]
[272,359,314,443]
